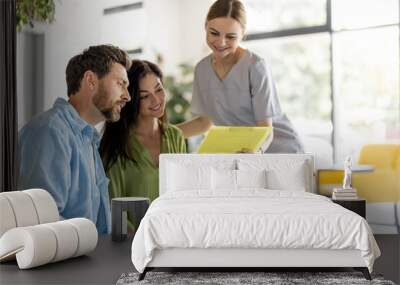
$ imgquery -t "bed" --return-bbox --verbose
[131,154,380,280]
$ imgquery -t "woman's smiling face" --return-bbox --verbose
[206,17,244,59]
[138,73,166,119]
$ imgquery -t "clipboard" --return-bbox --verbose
[197,126,273,154]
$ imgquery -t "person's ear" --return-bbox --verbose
[83,70,98,92]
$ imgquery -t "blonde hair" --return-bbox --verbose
[206,0,247,31]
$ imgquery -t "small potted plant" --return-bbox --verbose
[16,0,55,31]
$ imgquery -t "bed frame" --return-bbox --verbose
[138,154,372,280]
[140,248,370,280]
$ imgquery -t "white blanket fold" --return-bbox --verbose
[131,190,380,273]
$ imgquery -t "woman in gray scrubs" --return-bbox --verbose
[177,0,304,153]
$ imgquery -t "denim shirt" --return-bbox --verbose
[18,98,111,234]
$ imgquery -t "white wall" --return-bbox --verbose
[178,0,214,64]
[143,0,181,74]
[20,0,109,110]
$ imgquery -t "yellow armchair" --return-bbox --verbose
[352,144,400,203]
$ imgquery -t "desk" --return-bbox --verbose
[0,235,133,285]
[317,164,374,196]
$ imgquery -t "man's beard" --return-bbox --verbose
[92,85,120,122]
[100,106,118,122]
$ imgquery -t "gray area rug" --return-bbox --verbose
[116,271,396,285]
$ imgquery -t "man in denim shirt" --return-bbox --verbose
[18,45,131,234]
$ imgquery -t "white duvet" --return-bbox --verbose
[131,190,380,273]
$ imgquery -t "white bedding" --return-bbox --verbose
[131,190,380,273]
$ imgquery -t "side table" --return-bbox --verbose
[111,197,150,242]
[332,198,366,218]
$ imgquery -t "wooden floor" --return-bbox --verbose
[373,234,400,284]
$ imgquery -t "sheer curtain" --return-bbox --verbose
[0,0,17,192]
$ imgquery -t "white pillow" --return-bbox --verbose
[236,169,268,189]
[266,162,307,191]
[212,168,237,190]
[237,159,308,191]
[167,163,212,191]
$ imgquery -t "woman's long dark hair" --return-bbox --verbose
[100,60,168,171]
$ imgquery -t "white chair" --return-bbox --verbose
[0,189,98,269]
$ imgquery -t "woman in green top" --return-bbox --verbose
[100,60,186,206]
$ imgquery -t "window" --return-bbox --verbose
[246,0,327,33]
[244,33,331,140]
[334,26,399,159]
[243,0,400,163]
[332,0,399,30]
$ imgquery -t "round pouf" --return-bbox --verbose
[111,197,150,242]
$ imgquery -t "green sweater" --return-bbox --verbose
[106,124,186,204]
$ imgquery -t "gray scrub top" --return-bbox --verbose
[191,49,304,153]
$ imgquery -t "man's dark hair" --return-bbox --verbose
[66,44,131,97]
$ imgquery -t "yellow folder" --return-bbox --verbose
[197,126,273,154]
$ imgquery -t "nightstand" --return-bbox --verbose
[332,198,366,218]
